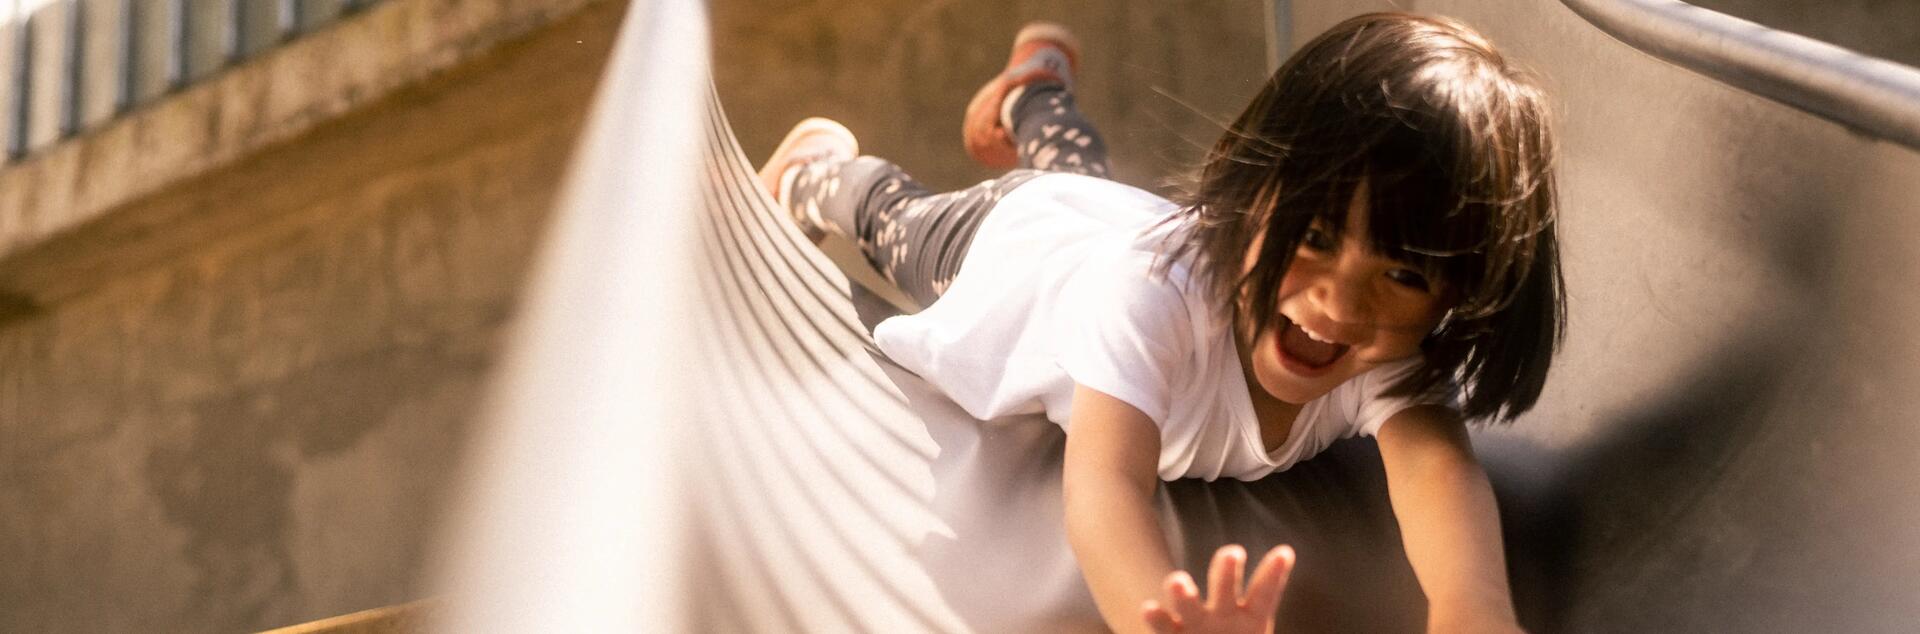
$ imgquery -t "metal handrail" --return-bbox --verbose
[1561,0,1920,151]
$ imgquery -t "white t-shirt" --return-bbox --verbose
[873,173,1446,481]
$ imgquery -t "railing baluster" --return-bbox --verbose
[124,0,146,105]
[128,0,172,105]
[59,0,81,137]
[297,0,343,33]
[277,0,296,38]
[77,0,126,129]
[113,0,128,114]
[25,1,74,151]
[3,1,23,161]
[237,0,280,58]
[183,0,233,81]
[165,0,184,91]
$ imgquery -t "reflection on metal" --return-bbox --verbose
[1562,0,1920,150]
[431,2,975,629]
[0,0,383,164]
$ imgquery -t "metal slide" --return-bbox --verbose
[429,1,1438,631]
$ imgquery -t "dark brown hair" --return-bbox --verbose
[1158,12,1565,422]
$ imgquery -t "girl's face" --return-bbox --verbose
[1239,187,1452,405]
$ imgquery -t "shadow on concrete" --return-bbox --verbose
[0,289,42,325]
[1489,143,1848,632]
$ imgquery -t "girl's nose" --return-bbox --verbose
[1310,267,1375,327]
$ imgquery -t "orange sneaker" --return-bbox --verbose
[962,22,1080,170]
[757,117,860,241]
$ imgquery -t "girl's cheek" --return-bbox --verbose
[1272,265,1309,300]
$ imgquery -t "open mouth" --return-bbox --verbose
[1276,316,1349,375]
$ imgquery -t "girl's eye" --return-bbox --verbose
[1387,269,1431,292]
[1301,228,1335,252]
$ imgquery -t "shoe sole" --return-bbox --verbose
[758,117,860,203]
[963,22,1080,170]
[759,117,859,242]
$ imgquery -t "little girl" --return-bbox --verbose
[758,13,1562,633]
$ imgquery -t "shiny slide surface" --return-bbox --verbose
[430,1,1429,631]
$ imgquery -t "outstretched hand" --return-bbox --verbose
[1140,544,1295,634]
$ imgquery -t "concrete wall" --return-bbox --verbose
[0,1,623,631]
[1688,0,1920,68]
[711,0,1272,196]
[1293,2,1920,631]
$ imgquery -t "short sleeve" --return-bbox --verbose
[1053,251,1194,427]
[1350,357,1458,437]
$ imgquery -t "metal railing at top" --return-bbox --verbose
[1559,0,1920,151]
[0,0,379,165]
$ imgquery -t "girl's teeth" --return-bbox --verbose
[1303,326,1334,344]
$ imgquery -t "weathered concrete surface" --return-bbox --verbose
[0,1,626,631]
[1689,0,1920,68]
[1294,2,1920,631]
[708,0,1274,321]
[711,0,1271,196]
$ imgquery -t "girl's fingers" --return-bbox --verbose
[1206,544,1247,610]
[1163,570,1205,621]
[1141,600,1180,633]
[1243,544,1297,617]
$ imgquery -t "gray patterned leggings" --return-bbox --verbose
[786,84,1111,307]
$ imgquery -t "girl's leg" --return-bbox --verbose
[1005,82,1113,178]
[787,157,1043,307]
[782,83,1112,306]
[775,20,1110,307]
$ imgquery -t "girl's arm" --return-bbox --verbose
[1063,384,1180,633]
[1375,404,1524,633]
[1065,384,1293,633]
